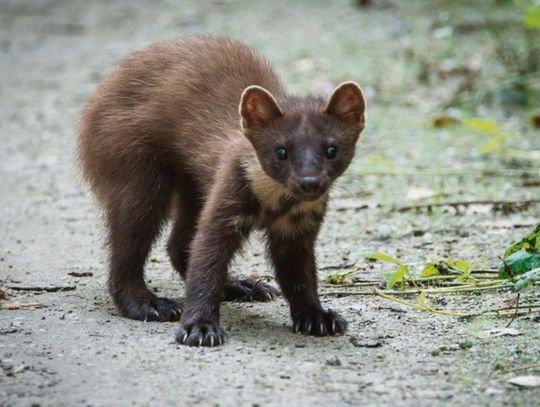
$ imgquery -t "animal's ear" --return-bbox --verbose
[325,81,366,129]
[240,86,283,130]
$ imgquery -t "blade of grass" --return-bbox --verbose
[374,290,467,317]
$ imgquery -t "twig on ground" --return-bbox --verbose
[321,281,383,288]
[477,303,540,315]
[506,293,521,328]
[321,288,539,320]
[395,199,540,214]
[322,281,514,296]
[470,269,499,274]
[7,285,76,292]
[68,272,93,277]
[334,204,369,212]
[374,290,467,317]
[320,263,357,271]
[352,167,540,178]
[505,363,540,373]
[0,302,47,310]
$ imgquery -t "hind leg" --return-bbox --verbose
[166,177,202,279]
[106,170,182,322]
[223,278,280,302]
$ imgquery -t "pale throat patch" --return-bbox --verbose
[242,156,328,236]
[243,156,290,211]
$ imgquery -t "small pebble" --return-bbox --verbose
[326,356,342,366]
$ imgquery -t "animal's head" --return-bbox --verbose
[240,82,366,201]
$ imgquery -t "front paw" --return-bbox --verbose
[292,308,347,336]
[176,319,226,347]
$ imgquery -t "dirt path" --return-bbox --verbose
[1,1,539,406]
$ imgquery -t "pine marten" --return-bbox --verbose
[78,36,366,347]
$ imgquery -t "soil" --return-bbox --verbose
[1,1,539,406]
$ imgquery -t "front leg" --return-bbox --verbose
[267,230,347,336]
[176,211,247,346]
[176,169,252,347]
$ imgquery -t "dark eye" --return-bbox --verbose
[275,147,288,160]
[325,146,338,159]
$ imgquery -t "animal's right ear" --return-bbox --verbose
[240,86,283,130]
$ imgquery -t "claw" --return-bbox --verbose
[331,320,336,334]
[151,310,159,319]
[306,322,312,333]
[293,321,300,333]
[320,322,324,334]
[198,336,203,347]
[218,336,223,346]
[265,292,272,301]
[210,336,214,347]
[182,332,188,343]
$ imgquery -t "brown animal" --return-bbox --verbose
[78,36,366,346]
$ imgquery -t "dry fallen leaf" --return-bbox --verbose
[532,114,540,129]
[433,115,460,128]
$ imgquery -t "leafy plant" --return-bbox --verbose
[504,224,540,257]
[385,265,410,290]
[365,252,409,289]
[366,253,473,289]
[357,251,538,319]
[499,224,540,280]
[499,250,540,278]
[524,6,540,29]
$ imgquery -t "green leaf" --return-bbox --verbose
[499,250,540,279]
[504,224,540,258]
[366,252,403,265]
[514,268,540,291]
[477,134,508,155]
[524,6,540,30]
[385,264,409,289]
[462,118,500,135]
[420,263,439,277]
[445,260,471,272]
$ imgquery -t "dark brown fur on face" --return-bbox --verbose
[78,36,366,347]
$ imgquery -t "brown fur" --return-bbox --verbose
[78,36,365,346]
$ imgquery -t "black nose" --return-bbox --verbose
[299,176,320,193]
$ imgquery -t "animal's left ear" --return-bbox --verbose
[325,81,366,130]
